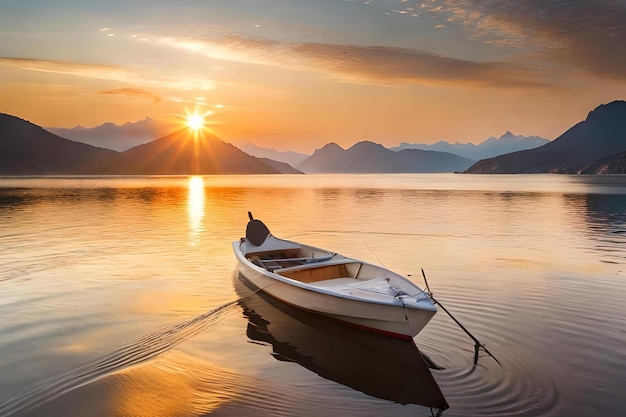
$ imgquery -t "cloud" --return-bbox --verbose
[291,42,546,88]
[96,88,162,103]
[154,35,547,89]
[0,57,128,80]
[420,0,626,81]
[0,56,215,93]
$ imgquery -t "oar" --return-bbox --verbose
[421,269,501,366]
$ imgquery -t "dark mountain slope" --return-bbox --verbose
[102,129,281,175]
[0,113,118,175]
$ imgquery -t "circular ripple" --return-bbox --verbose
[415,309,558,417]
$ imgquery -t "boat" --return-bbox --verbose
[235,278,448,411]
[232,212,437,339]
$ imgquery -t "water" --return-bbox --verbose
[0,174,625,417]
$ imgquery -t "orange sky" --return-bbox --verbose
[1,0,625,152]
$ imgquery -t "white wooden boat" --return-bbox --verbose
[232,212,437,339]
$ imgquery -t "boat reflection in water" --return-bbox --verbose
[235,274,449,413]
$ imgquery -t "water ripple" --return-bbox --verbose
[0,301,240,417]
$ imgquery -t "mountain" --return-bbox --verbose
[465,101,626,174]
[0,113,118,175]
[237,143,309,167]
[101,129,283,175]
[297,141,475,173]
[392,132,549,160]
[47,118,166,151]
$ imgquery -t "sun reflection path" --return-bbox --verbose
[187,176,205,245]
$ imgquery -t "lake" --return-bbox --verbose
[0,174,625,417]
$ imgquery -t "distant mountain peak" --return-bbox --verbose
[349,140,387,151]
[392,132,548,160]
[491,131,536,143]
[309,142,345,158]
[320,142,344,151]
[47,118,170,151]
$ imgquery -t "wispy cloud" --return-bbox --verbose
[292,42,546,88]
[152,35,548,89]
[96,88,162,103]
[0,57,128,80]
[420,0,626,80]
[0,56,215,93]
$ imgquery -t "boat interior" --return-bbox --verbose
[241,215,424,302]
[245,246,386,284]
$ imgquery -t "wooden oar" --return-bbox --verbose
[421,269,501,366]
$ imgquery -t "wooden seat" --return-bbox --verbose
[278,263,349,283]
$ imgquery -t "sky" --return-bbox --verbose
[1,0,625,152]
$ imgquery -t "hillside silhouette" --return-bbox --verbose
[0,114,293,175]
[0,114,117,175]
[101,129,284,175]
[466,101,626,174]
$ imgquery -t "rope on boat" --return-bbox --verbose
[395,293,410,322]
[386,278,414,332]
[421,269,501,367]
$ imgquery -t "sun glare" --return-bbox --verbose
[179,108,216,136]
[186,114,205,131]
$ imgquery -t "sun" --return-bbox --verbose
[186,113,206,131]
[180,108,215,134]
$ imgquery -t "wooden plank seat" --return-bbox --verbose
[248,253,336,272]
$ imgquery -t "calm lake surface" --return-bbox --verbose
[0,174,625,417]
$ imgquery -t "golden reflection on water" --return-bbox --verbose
[21,352,243,417]
[187,176,205,245]
[109,353,240,417]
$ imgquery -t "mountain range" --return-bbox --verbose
[297,141,475,173]
[0,114,299,175]
[47,118,166,152]
[47,121,548,166]
[465,100,626,174]
[391,132,549,160]
[2,100,625,175]
[0,114,478,175]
